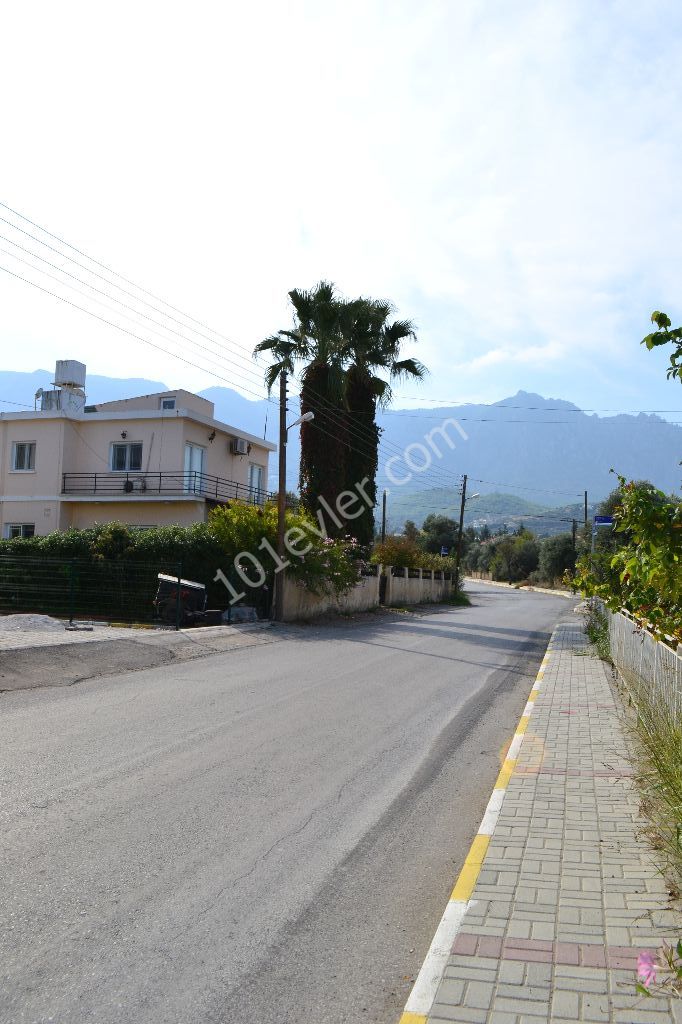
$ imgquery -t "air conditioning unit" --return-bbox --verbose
[231,438,249,456]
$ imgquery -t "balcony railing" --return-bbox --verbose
[62,470,276,507]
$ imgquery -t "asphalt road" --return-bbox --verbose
[1,585,570,1024]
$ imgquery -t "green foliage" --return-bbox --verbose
[642,311,682,382]
[583,601,611,662]
[403,519,420,542]
[626,673,682,900]
[0,505,361,620]
[573,477,682,641]
[209,502,359,596]
[489,530,539,582]
[420,514,459,554]
[539,533,576,584]
[370,534,458,573]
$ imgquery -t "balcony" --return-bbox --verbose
[61,470,275,506]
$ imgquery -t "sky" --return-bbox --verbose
[1,0,682,417]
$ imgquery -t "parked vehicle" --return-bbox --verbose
[153,574,208,626]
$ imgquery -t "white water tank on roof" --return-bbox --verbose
[53,360,86,389]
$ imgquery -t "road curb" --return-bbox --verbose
[464,576,573,599]
[397,628,557,1023]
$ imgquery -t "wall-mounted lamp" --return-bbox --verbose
[208,430,216,443]
[120,430,128,439]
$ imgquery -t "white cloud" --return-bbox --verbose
[0,0,681,413]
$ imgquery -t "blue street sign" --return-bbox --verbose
[593,515,614,526]
[440,546,449,556]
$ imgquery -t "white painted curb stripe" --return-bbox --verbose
[478,787,505,836]
[507,732,524,760]
[403,899,470,1015]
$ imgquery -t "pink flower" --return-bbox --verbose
[637,951,657,987]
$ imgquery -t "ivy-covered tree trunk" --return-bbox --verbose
[299,363,348,534]
[343,364,379,547]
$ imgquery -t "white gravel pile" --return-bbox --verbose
[0,613,66,632]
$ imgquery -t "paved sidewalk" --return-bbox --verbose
[402,616,682,1023]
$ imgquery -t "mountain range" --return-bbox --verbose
[2,371,680,513]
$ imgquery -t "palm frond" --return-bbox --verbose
[390,357,428,381]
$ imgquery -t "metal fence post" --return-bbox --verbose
[175,563,183,631]
[69,558,76,625]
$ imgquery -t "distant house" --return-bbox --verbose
[0,360,276,538]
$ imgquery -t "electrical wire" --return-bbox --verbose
[0,239,272,395]
[0,207,270,382]
[0,211,465,488]
[0,263,279,408]
[0,397,33,408]
[389,396,682,414]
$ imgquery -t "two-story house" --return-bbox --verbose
[0,360,276,538]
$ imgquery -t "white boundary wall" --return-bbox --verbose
[281,565,454,622]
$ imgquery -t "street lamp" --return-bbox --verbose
[288,411,314,431]
[275,391,314,622]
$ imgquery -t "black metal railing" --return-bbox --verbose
[62,470,276,506]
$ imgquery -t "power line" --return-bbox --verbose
[0,223,271,390]
[0,201,268,373]
[0,238,271,394]
[0,208,464,488]
[390,396,682,414]
[0,397,33,408]
[0,263,279,408]
[0,258,467,496]
[382,412,682,423]
[468,477,583,498]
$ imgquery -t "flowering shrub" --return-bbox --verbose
[209,501,359,596]
[636,941,682,997]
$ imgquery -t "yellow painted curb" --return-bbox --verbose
[494,757,517,789]
[399,1014,427,1024]
[516,715,530,735]
[450,834,490,901]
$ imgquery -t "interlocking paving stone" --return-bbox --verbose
[424,617,682,1023]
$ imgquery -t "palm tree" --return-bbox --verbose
[254,282,349,526]
[339,298,427,545]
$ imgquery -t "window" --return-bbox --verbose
[5,523,35,539]
[12,442,36,471]
[161,397,176,410]
[184,443,205,492]
[248,463,264,497]
[111,442,143,471]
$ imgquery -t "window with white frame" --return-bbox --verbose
[4,523,35,539]
[111,442,143,471]
[12,441,36,471]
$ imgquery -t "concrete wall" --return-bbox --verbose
[384,567,453,606]
[280,565,454,621]
[66,499,206,529]
[281,572,381,621]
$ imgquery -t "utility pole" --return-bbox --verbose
[274,370,288,622]
[584,490,588,527]
[454,474,467,585]
[381,490,387,543]
[571,518,577,559]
